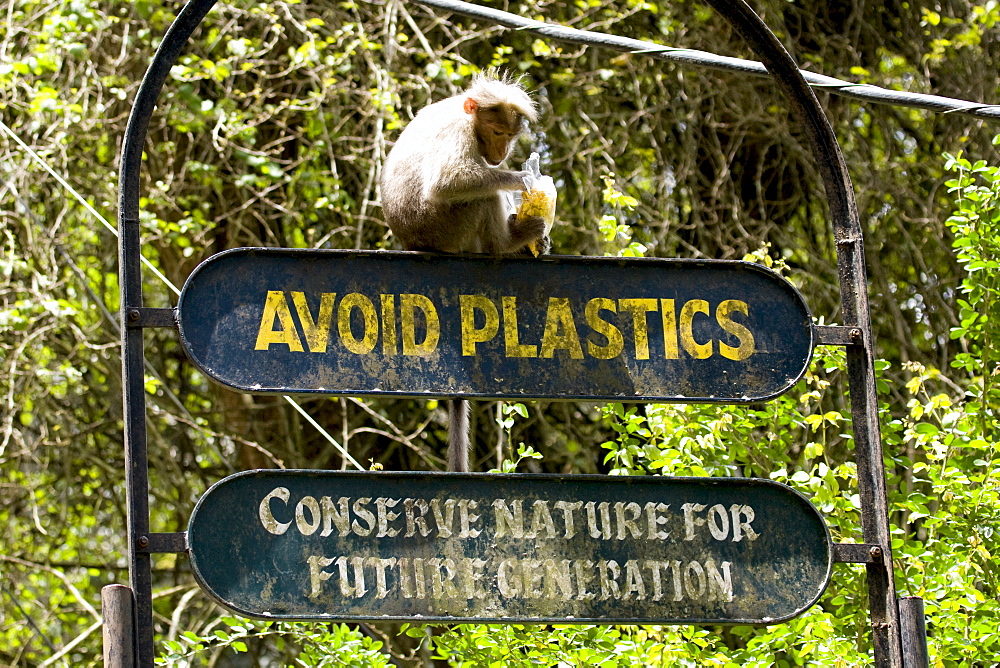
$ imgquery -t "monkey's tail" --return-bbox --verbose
[447,399,471,472]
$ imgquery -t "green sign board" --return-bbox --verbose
[188,471,831,624]
[177,249,814,403]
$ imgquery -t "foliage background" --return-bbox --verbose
[1,0,999,665]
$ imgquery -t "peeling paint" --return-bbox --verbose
[188,471,831,625]
[177,249,813,404]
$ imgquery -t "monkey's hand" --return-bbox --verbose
[492,170,542,191]
[534,234,552,255]
[505,212,546,254]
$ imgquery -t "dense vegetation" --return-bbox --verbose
[1,0,998,664]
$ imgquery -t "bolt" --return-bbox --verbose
[137,535,149,549]
[850,328,862,342]
[128,309,140,322]
[869,546,882,560]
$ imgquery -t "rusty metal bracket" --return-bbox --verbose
[814,325,863,346]
[125,307,177,329]
[136,532,188,554]
[833,543,882,563]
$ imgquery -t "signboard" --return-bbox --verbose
[187,471,832,624]
[177,249,813,403]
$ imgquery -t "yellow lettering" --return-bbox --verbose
[503,296,538,358]
[585,298,624,359]
[381,294,398,355]
[717,300,755,361]
[291,291,335,353]
[540,297,584,359]
[660,298,679,359]
[460,295,499,356]
[679,299,712,359]
[401,294,440,356]
[338,293,378,354]
[254,291,304,352]
[618,298,658,360]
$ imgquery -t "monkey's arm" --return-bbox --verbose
[424,165,530,204]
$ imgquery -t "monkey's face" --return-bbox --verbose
[471,104,524,166]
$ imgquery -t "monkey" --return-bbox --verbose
[380,73,547,472]
[380,73,547,255]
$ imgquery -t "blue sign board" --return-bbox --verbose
[177,249,813,402]
[188,471,832,624]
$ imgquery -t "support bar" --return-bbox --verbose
[814,325,862,346]
[136,532,188,554]
[102,584,136,668]
[899,597,929,668]
[832,543,882,563]
[125,307,177,329]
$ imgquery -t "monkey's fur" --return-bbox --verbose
[380,74,547,472]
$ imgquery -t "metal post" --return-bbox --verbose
[699,1,902,665]
[117,1,219,664]
[102,584,136,668]
[899,596,929,668]
[118,217,152,664]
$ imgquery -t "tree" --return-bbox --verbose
[1,0,998,664]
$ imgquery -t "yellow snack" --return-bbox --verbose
[518,189,552,220]
[517,152,558,256]
[517,189,556,257]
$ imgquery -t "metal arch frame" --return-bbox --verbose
[117,2,219,663]
[116,1,905,666]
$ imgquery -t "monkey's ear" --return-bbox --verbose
[462,97,478,114]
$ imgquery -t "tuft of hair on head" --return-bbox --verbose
[465,69,538,123]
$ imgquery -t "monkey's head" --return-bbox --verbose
[462,74,537,166]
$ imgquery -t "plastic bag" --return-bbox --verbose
[516,152,557,256]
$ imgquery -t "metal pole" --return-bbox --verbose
[698,2,902,665]
[102,584,136,668]
[899,596,929,668]
[118,215,152,664]
[118,1,219,664]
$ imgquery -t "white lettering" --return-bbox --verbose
[708,503,730,541]
[682,502,707,541]
[376,497,400,538]
[258,487,291,535]
[295,496,321,536]
[526,501,557,539]
[614,501,643,540]
[554,500,582,539]
[730,504,759,542]
[307,555,334,598]
[493,499,524,538]
[372,557,397,599]
[645,502,671,539]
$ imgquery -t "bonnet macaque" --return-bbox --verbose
[381,73,547,472]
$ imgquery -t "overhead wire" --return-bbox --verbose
[415,0,1000,122]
